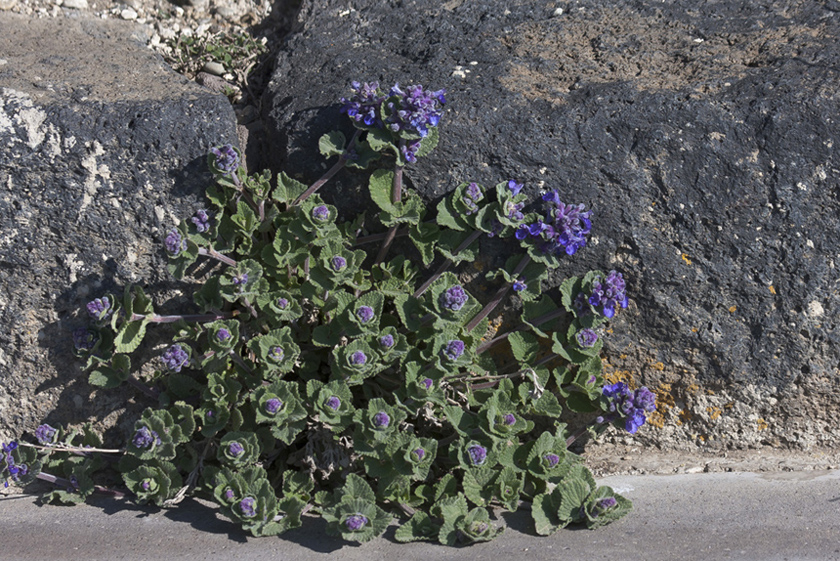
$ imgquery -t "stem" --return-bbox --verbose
[413,229,484,298]
[353,227,410,246]
[374,164,404,266]
[36,472,126,498]
[18,442,122,454]
[130,311,235,324]
[476,307,566,354]
[197,247,238,267]
[127,376,159,400]
[465,254,531,333]
[292,130,361,206]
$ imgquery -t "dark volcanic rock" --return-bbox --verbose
[263,0,840,451]
[0,15,238,441]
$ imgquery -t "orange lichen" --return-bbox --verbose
[645,383,674,429]
[681,253,692,265]
[756,418,769,431]
[707,406,722,421]
[769,285,776,295]
[651,361,665,371]
[729,305,737,313]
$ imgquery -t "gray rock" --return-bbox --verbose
[0,14,238,441]
[61,0,88,9]
[262,0,840,452]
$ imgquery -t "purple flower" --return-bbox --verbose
[508,180,524,196]
[543,453,561,468]
[72,327,98,351]
[505,199,526,222]
[312,205,330,221]
[239,497,257,518]
[575,328,599,348]
[86,297,112,321]
[379,334,394,349]
[461,182,484,215]
[162,344,189,372]
[356,306,374,323]
[35,424,57,445]
[588,270,628,318]
[140,479,152,492]
[132,426,159,450]
[2,441,23,487]
[345,513,368,531]
[228,441,244,458]
[224,488,235,501]
[276,297,289,310]
[232,273,249,286]
[210,145,240,175]
[502,413,516,426]
[594,496,618,516]
[384,83,446,138]
[265,398,283,414]
[420,378,433,391]
[400,140,421,163]
[443,339,465,361]
[440,285,469,312]
[412,447,426,462]
[350,350,367,366]
[467,444,487,466]
[341,81,386,127]
[602,382,656,434]
[269,346,285,362]
[512,279,527,292]
[470,521,489,535]
[331,255,347,272]
[190,209,211,233]
[325,396,341,411]
[164,229,186,256]
[372,411,390,428]
[633,387,657,413]
[216,328,231,342]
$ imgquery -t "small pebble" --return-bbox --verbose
[202,61,225,76]
[121,8,138,20]
[0,0,18,10]
[62,0,88,9]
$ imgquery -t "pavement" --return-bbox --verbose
[1,470,839,561]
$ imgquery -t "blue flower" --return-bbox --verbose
[467,444,487,466]
[265,398,283,414]
[356,306,375,323]
[602,382,656,434]
[412,447,426,462]
[86,297,112,321]
[132,426,160,449]
[2,441,27,488]
[345,513,368,531]
[331,255,347,272]
[373,411,390,428]
[35,424,57,445]
[385,83,446,138]
[216,328,231,342]
[165,229,187,256]
[543,453,561,468]
[633,387,657,413]
[400,140,421,163]
[232,273,249,286]
[588,270,628,318]
[312,205,330,221]
[162,344,189,372]
[276,297,289,310]
[72,327,98,351]
[350,351,367,366]
[190,209,211,233]
[341,81,386,127]
[228,441,244,458]
[443,339,465,361]
[512,279,527,292]
[461,182,484,215]
[575,328,599,348]
[440,285,469,312]
[210,145,240,175]
[379,334,394,349]
[326,396,341,411]
[507,180,524,196]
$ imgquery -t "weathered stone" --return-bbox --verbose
[263,0,840,452]
[0,14,238,441]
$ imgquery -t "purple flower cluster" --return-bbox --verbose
[356,306,374,323]
[543,453,561,469]
[467,444,487,467]
[588,270,629,318]
[2,441,27,488]
[276,297,289,310]
[517,193,592,256]
[227,441,244,458]
[401,141,422,163]
[345,513,368,531]
[312,205,330,222]
[602,382,657,433]
[512,279,527,292]
[132,426,160,450]
[372,411,390,428]
[502,413,516,426]
[420,378,433,391]
[412,447,426,462]
[35,424,57,445]
[239,497,257,518]
[269,346,285,362]
[350,351,367,366]
[216,328,231,343]
[379,334,394,349]
[340,81,386,127]
[385,83,446,138]
[440,285,469,312]
[191,209,211,233]
[325,396,341,411]
[461,182,484,215]
[443,339,465,361]
[162,344,189,372]
[575,328,599,348]
[164,229,186,256]
[86,297,112,321]
[232,273,248,286]
[265,398,283,414]
[210,145,240,175]
[72,327,98,351]
[331,255,347,272]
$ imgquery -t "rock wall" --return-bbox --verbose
[263,0,840,452]
[0,14,238,441]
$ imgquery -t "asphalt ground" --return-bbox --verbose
[1,470,839,561]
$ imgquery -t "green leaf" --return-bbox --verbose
[508,331,540,363]
[319,131,346,158]
[113,319,148,354]
[462,467,495,507]
[395,512,440,543]
[415,127,439,159]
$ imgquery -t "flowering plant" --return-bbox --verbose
[1,82,654,544]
